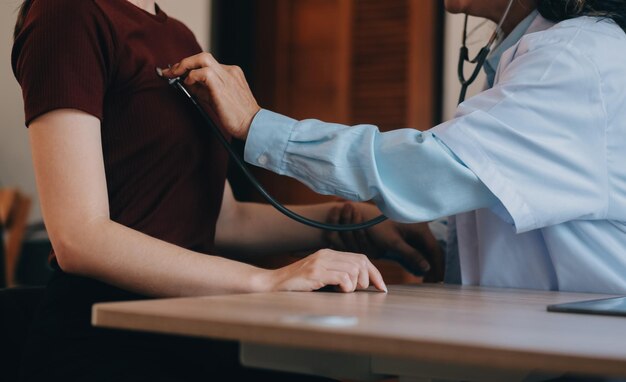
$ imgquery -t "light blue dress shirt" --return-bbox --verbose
[245,15,626,294]
[245,113,498,222]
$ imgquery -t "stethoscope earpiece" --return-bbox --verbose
[457,0,515,104]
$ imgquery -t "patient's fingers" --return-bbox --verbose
[362,255,387,292]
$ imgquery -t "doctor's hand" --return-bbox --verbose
[160,53,260,140]
[325,202,445,283]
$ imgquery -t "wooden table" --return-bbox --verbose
[92,285,626,381]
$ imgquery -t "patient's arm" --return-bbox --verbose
[215,181,341,257]
[30,109,386,296]
[216,182,440,274]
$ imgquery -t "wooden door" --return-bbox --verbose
[214,0,443,204]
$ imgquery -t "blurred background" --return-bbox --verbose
[0,0,491,287]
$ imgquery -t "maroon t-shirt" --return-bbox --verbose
[12,0,229,257]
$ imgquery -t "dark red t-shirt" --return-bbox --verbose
[12,0,229,256]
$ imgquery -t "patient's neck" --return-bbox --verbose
[127,0,156,15]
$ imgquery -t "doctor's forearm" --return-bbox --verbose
[244,110,499,223]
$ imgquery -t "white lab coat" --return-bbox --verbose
[246,14,626,294]
[433,15,626,293]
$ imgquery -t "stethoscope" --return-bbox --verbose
[159,71,387,231]
[457,0,515,104]
[160,0,515,232]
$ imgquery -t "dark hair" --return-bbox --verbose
[13,0,33,40]
[538,0,626,32]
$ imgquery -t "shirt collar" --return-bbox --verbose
[484,10,539,87]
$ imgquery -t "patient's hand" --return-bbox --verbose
[267,249,387,293]
[161,53,260,140]
[325,202,444,282]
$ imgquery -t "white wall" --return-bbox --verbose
[0,0,212,224]
[158,0,212,52]
[0,0,37,222]
[442,13,494,121]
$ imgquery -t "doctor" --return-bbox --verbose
[163,0,626,294]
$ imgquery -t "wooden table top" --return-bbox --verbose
[92,284,626,377]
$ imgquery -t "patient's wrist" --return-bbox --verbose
[249,268,275,292]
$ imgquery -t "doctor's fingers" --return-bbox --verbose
[324,206,347,251]
[184,65,257,108]
[391,237,431,274]
[325,204,375,254]
[402,224,445,281]
[339,203,378,255]
[184,67,226,90]
[223,65,250,88]
[163,52,226,79]
[335,203,361,252]
[404,223,441,257]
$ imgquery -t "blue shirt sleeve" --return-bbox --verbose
[433,31,608,233]
[244,109,499,223]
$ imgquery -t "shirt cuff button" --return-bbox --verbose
[258,154,269,166]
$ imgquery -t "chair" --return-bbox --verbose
[0,188,32,286]
[0,192,44,381]
[0,286,45,382]
[0,219,5,288]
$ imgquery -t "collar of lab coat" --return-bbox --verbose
[484,10,554,87]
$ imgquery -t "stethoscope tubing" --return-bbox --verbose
[457,0,515,104]
[168,78,388,231]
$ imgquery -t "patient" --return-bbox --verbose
[11,0,441,380]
